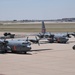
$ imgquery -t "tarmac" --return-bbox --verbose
[0,32,75,75]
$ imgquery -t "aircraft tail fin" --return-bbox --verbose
[41,21,46,33]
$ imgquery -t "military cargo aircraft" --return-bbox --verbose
[0,39,31,54]
[36,21,75,43]
[0,36,40,54]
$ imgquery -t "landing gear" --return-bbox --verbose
[49,40,54,43]
[24,51,27,54]
[48,38,54,43]
[11,50,27,54]
[0,49,7,54]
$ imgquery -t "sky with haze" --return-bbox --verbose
[0,0,75,20]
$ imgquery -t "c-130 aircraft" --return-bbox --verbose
[0,36,39,54]
[36,21,75,43]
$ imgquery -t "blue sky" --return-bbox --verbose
[0,0,75,20]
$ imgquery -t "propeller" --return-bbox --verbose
[49,32,54,38]
[66,32,71,38]
[25,37,31,45]
[28,36,40,46]
[35,36,40,46]
[37,33,44,39]
[71,32,75,37]
[4,32,8,36]
[26,37,29,41]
